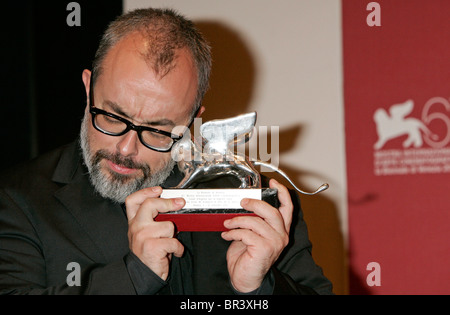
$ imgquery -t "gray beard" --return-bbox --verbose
[79,114,175,203]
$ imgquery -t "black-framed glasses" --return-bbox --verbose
[89,106,184,152]
[89,80,188,153]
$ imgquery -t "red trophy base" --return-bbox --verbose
[155,188,278,232]
[155,212,258,232]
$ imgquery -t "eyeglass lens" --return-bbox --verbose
[93,113,174,150]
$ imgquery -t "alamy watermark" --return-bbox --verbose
[366,2,381,27]
[366,262,381,287]
[66,2,81,27]
[66,262,81,287]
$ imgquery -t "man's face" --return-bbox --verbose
[80,33,199,203]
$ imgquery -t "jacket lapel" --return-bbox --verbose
[52,142,129,263]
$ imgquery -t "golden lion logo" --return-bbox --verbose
[374,99,438,150]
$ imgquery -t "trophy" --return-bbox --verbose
[155,112,328,231]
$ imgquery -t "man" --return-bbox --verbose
[0,8,333,295]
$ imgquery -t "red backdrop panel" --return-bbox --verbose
[343,0,450,294]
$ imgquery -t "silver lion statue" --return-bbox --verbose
[170,112,329,195]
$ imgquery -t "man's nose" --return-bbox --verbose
[116,131,139,157]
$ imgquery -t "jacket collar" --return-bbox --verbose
[51,141,83,185]
[51,141,129,262]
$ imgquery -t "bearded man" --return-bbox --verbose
[0,8,332,295]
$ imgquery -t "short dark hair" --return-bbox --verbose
[91,8,212,114]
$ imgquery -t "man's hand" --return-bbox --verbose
[221,179,293,293]
[125,186,185,281]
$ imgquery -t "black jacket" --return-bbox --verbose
[0,141,333,295]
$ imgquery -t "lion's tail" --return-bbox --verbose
[419,122,439,140]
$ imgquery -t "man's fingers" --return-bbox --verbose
[224,215,276,240]
[125,188,187,280]
[239,198,287,235]
[125,186,163,219]
[125,186,186,220]
[136,238,185,280]
[146,238,185,258]
[130,219,176,241]
[225,179,294,239]
[127,195,185,222]
[165,238,185,258]
[221,228,261,247]
[269,179,293,232]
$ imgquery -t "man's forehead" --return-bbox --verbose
[93,32,198,124]
[103,31,194,79]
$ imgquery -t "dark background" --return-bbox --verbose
[1,1,122,170]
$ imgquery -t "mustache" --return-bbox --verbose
[93,150,151,175]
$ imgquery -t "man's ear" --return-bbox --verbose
[81,69,91,111]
